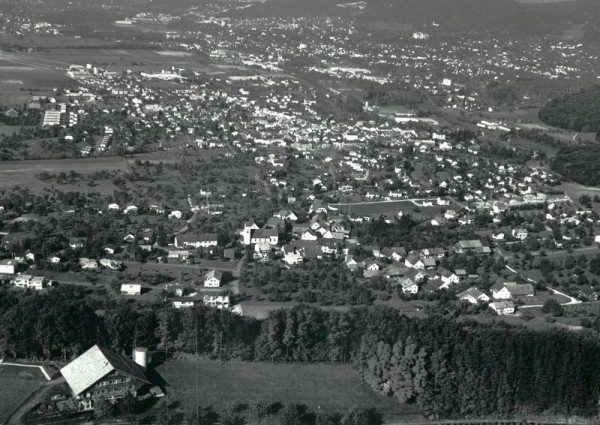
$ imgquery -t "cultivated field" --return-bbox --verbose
[0,364,47,424]
[157,360,422,419]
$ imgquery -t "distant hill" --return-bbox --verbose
[222,0,600,34]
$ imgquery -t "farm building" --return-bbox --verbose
[60,345,150,410]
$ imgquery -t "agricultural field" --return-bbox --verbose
[156,360,422,420]
[0,364,47,424]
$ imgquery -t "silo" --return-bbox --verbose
[133,347,148,369]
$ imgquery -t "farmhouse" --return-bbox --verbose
[492,282,535,299]
[60,345,150,410]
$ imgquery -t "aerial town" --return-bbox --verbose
[1,0,600,424]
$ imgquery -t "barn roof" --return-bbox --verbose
[60,345,149,396]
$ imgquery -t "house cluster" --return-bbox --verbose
[458,281,536,315]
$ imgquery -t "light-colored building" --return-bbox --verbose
[121,284,142,296]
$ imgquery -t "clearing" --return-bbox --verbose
[156,360,422,420]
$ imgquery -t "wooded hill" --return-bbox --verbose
[551,144,600,186]
[539,85,600,133]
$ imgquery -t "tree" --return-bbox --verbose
[541,298,564,317]
[341,406,378,425]
[94,398,114,419]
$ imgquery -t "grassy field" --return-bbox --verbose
[330,199,455,218]
[156,360,422,419]
[0,156,129,192]
[0,364,47,423]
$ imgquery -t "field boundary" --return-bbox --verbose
[0,360,51,381]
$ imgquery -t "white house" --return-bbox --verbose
[405,254,424,269]
[250,228,279,246]
[489,300,515,315]
[284,252,304,265]
[123,205,138,214]
[512,228,528,241]
[121,284,142,296]
[203,270,223,288]
[440,269,460,286]
[458,287,490,304]
[79,258,98,270]
[400,278,419,294]
[301,231,318,241]
[203,295,230,310]
[0,259,17,274]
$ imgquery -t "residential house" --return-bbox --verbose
[250,228,279,246]
[301,230,318,241]
[455,240,492,255]
[400,278,419,294]
[439,269,460,286]
[203,270,223,288]
[0,259,17,274]
[405,253,424,269]
[458,287,490,304]
[203,295,230,310]
[489,300,515,315]
[512,228,528,241]
[275,210,298,221]
[80,258,98,270]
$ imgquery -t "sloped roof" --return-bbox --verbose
[60,345,149,396]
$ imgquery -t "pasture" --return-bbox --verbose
[0,364,47,424]
[156,360,422,419]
